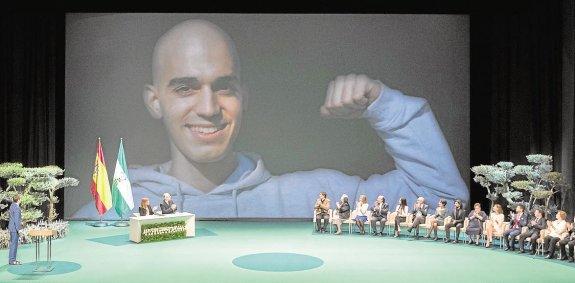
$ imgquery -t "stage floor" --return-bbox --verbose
[1,221,575,282]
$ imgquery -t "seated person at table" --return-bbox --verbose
[444,199,465,243]
[370,195,389,236]
[425,199,447,240]
[334,194,351,235]
[354,195,369,235]
[485,204,505,248]
[314,192,330,233]
[407,196,428,239]
[503,204,528,251]
[518,208,546,254]
[544,210,569,259]
[393,198,409,237]
[558,215,575,261]
[160,193,178,214]
[466,203,487,246]
[138,198,155,216]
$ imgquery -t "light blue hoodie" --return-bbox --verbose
[71,86,468,219]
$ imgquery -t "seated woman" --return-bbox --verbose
[425,199,447,241]
[354,195,369,235]
[466,203,488,246]
[394,198,409,237]
[485,204,505,248]
[544,210,569,259]
[334,194,351,235]
[138,197,154,216]
[160,193,178,214]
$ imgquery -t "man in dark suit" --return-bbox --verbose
[558,215,575,261]
[370,195,389,236]
[8,195,22,265]
[160,193,178,214]
[518,208,546,254]
[444,199,465,243]
[503,204,528,251]
[407,197,429,239]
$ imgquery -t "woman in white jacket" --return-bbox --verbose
[354,195,369,234]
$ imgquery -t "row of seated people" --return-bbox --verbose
[313,192,575,262]
[137,193,178,216]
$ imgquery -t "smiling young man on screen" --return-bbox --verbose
[72,19,468,219]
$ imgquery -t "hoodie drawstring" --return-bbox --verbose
[232,189,238,217]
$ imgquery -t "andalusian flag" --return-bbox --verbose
[111,138,134,217]
[90,138,113,215]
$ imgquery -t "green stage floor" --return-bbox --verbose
[1,221,575,282]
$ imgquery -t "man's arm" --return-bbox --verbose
[320,74,468,210]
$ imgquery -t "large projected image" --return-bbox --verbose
[66,14,470,219]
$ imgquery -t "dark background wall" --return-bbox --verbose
[1,0,573,219]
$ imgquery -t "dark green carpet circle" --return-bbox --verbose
[6,261,81,275]
[232,253,323,272]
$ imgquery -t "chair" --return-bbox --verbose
[349,210,371,234]
[438,216,451,240]
[482,221,509,248]
[332,210,352,234]
[312,209,333,233]
[385,212,397,236]
[344,210,357,234]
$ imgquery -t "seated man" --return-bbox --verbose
[503,204,528,251]
[517,208,546,254]
[444,199,465,243]
[407,197,428,239]
[314,192,330,233]
[370,195,389,236]
[160,193,178,214]
[558,215,575,261]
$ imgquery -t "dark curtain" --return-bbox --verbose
[0,13,65,226]
[470,1,565,213]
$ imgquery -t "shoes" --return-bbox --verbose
[9,260,21,265]
[394,231,399,238]
[545,253,555,259]
[372,232,378,236]
[335,230,342,235]
[560,255,568,261]
[485,242,491,248]
[519,249,525,254]
[468,241,475,245]
[433,236,438,241]
[504,246,510,251]
[452,240,459,244]
[475,242,480,246]
[569,257,574,263]
[444,238,450,243]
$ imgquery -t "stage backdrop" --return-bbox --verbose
[65,13,469,218]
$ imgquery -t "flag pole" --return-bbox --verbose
[113,138,130,227]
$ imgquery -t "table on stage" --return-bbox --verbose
[28,228,56,272]
[129,212,195,243]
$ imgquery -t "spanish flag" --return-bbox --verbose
[90,138,113,215]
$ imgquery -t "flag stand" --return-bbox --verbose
[114,211,130,227]
[92,216,108,227]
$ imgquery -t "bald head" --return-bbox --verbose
[152,20,240,86]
